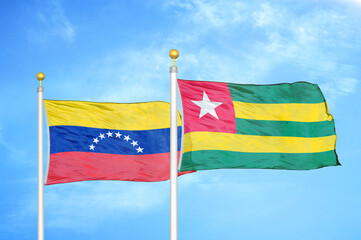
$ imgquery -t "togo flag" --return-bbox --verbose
[44,100,189,185]
[178,79,339,172]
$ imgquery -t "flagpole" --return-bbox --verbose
[37,72,45,240]
[169,49,179,240]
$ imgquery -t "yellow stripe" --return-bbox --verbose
[233,101,333,122]
[44,100,181,130]
[183,132,336,153]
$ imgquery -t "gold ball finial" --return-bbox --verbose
[169,49,179,66]
[169,49,179,59]
[37,72,45,81]
[37,72,45,86]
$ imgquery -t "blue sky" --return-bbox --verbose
[1,0,361,239]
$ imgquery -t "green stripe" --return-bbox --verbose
[180,150,339,171]
[228,82,325,103]
[236,118,336,137]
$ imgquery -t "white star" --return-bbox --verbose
[99,133,105,139]
[93,138,99,144]
[124,135,131,141]
[131,140,138,147]
[191,91,222,119]
[89,144,95,150]
[136,146,144,153]
[106,131,113,137]
[115,132,122,138]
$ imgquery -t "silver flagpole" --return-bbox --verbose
[37,72,45,240]
[169,49,179,240]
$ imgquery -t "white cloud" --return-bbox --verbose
[165,0,246,28]
[49,1,360,107]
[248,3,360,107]
[338,78,359,93]
[88,1,360,107]
[0,127,26,161]
[29,0,75,43]
[44,181,169,229]
[178,170,296,224]
[90,48,172,103]
[332,0,361,7]
[320,77,359,107]
[253,2,284,28]
[180,49,268,84]
[3,179,170,231]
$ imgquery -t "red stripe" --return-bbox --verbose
[178,79,236,134]
[46,152,193,185]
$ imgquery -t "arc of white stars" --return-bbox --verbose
[191,91,222,119]
[88,133,143,153]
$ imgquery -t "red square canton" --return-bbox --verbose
[178,79,237,134]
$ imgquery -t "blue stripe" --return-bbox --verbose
[49,126,182,155]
